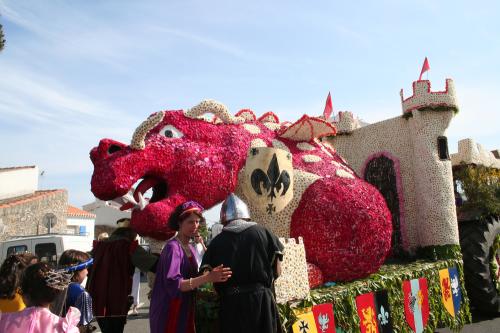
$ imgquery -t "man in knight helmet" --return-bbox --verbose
[201,193,284,333]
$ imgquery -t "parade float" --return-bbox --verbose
[87,68,500,332]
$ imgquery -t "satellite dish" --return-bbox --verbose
[42,213,57,232]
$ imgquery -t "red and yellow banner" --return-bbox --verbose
[356,292,379,333]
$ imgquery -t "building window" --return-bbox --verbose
[79,225,87,235]
[438,136,450,160]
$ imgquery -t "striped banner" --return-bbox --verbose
[403,278,430,333]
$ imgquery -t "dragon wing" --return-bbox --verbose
[278,114,336,142]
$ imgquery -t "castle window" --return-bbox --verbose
[438,136,450,160]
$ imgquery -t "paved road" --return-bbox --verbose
[93,281,500,333]
[435,311,500,333]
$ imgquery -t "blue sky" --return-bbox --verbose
[0,1,499,222]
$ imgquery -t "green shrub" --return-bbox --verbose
[454,164,500,218]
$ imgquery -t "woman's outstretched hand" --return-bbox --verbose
[208,264,232,283]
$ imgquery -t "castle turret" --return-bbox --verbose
[335,111,362,134]
[401,79,458,115]
[405,79,459,248]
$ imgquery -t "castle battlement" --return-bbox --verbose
[451,138,500,169]
[274,236,310,303]
[336,111,361,133]
[400,79,458,114]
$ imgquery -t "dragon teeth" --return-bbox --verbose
[138,192,149,210]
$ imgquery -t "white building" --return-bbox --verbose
[66,205,96,240]
[0,166,39,200]
[83,199,131,227]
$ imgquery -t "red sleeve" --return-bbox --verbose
[129,239,139,254]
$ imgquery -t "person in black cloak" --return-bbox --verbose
[200,193,284,333]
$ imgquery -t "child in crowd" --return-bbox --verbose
[58,249,95,331]
[0,262,81,333]
[0,252,37,313]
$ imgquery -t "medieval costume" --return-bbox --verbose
[0,306,81,333]
[87,223,158,333]
[59,257,94,327]
[0,290,25,313]
[149,238,199,333]
[64,283,93,326]
[201,194,284,333]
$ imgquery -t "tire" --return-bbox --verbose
[459,216,500,314]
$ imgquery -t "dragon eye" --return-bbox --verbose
[159,125,183,139]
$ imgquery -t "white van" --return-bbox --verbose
[0,234,93,266]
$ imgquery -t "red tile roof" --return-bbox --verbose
[0,190,65,209]
[67,205,96,219]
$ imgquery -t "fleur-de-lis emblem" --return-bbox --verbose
[251,153,291,203]
[378,305,389,325]
[318,313,329,332]
[298,320,310,333]
[451,276,460,297]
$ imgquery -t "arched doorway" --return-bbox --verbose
[364,154,404,257]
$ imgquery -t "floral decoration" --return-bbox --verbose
[90,99,392,282]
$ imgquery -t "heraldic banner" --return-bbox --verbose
[312,303,336,333]
[402,278,430,333]
[292,303,337,333]
[356,292,379,333]
[292,311,318,333]
[439,266,462,317]
[356,291,394,333]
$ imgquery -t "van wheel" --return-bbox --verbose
[459,216,500,314]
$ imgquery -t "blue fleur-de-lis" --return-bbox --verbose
[378,305,389,325]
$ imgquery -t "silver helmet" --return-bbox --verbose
[220,193,251,224]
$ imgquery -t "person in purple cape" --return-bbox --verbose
[149,200,232,333]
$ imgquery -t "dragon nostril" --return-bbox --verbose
[107,144,122,155]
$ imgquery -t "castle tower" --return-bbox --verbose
[402,79,460,248]
[336,111,361,133]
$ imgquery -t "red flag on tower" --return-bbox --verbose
[419,57,430,80]
[323,92,333,120]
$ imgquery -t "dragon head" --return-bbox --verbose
[90,101,253,239]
